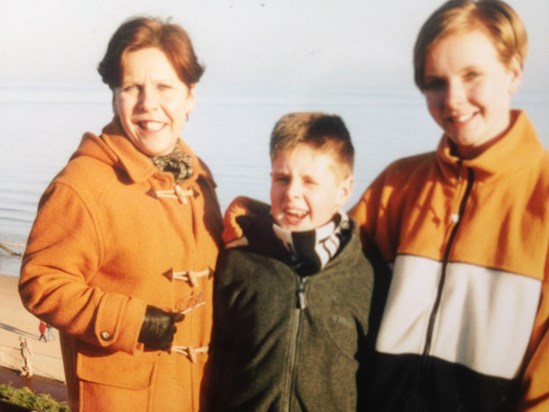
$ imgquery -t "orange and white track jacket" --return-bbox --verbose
[351,110,549,412]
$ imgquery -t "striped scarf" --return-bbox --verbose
[272,211,351,276]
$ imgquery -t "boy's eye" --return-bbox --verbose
[464,71,480,81]
[273,175,290,184]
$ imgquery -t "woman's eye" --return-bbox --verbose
[121,85,137,93]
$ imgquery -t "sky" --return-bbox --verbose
[1,0,548,102]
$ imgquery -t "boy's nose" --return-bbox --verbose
[284,180,302,198]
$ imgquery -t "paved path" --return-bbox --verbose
[0,366,67,403]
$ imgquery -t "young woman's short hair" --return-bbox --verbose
[413,0,527,90]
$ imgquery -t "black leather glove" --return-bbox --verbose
[138,305,185,350]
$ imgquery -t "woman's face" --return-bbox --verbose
[114,47,195,157]
[422,30,521,159]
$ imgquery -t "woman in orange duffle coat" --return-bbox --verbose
[19,17,222,412]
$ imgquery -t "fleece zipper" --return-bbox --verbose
[282,276,308,412]
[410,166,475,411]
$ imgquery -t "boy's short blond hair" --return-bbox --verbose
[414,0,528,90]
[270,112,354,177]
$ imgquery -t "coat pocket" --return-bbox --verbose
[77,350,155,388]
[77,350,156,411]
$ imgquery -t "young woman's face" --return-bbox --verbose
[270,144,353,232]
[422,30,521,159]
[114,47,195,157]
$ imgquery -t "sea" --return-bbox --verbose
[1,87,548,276]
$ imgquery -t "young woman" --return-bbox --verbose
[351,1,549,411]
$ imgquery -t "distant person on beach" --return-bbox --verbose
[211,113,374,410]
[19,336,33,378]
[19,16,222,412]
[350,0,549,411]
[38,321,47,342]
[46,324,55,342]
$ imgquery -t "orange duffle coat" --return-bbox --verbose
[19,119,223,412]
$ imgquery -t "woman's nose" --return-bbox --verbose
[139,86,159,110]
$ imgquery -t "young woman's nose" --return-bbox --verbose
[444,79,466,109]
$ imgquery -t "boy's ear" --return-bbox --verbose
[508,56,523,94]
[336,174,354,208]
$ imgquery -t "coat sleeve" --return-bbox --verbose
[520,257,549,411]
[19,182,147,354]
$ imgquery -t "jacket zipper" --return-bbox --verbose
[410,167,475,411]
[282,276,308,412]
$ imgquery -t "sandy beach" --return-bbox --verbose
[0,273,66,400]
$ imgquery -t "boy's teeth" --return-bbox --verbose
[286,209,307,218]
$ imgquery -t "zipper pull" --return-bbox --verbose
[297,278,307,309]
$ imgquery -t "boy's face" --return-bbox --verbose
[270,144,353,232]
[422,30,522,159]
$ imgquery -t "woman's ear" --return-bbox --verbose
[185,85,197,117]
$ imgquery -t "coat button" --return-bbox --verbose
[100,331,112,341]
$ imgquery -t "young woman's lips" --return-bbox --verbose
[447,112,475,125]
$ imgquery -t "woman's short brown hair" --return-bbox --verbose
[98,17,205,90]
[413,0,527,90]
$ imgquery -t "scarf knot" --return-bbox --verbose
[151,145,193,182]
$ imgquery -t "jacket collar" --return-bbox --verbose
[76,117,212,185]
[436,110,545,182]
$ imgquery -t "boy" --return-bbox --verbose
[211,112,374,411]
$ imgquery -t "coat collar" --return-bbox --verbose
[436,110,545,182]
[76,117,212,185]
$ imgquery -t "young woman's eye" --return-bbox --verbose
[158,84,172,90]
[423,78,445,91]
